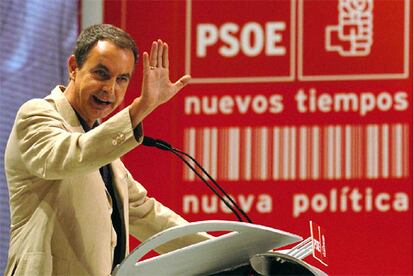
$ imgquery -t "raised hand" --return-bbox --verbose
[129,39,191,127]
[141,39,190,109]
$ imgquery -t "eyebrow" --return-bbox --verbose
[93,63,131,80]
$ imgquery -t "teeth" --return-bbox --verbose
[93,95,111,105]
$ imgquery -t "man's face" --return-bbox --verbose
[68,40,135,125]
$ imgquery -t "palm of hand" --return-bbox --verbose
[142,67,174,107]
[140,39,190,110]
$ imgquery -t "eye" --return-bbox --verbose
[95,69,109,79]
[117,76,129,83]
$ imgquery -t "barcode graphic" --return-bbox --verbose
[183,124,410,181]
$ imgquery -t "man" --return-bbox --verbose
[4,24,210,275]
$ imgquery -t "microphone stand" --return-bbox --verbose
[142,136,253,223]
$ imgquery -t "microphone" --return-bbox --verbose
[142,136,172,150]
[141,136,252,223]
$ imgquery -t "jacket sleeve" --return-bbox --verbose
[15,99,141,179]
[123,165,212,254]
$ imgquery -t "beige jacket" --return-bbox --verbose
[4,86,209,275]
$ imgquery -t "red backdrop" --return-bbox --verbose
[104,0,412,274]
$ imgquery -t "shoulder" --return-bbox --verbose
[18,98,56,114]
[15,98,63,130]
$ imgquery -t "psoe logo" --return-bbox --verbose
[325,0,373,56]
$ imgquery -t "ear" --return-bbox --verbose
[67,55,78,81]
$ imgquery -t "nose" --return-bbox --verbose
[103,77,117,96]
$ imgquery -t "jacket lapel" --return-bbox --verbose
[46,86,84,133]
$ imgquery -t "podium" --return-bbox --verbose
[113,220,326,275]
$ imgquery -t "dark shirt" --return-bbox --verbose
[75,114,126,270]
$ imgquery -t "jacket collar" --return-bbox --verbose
[46,85,84,132]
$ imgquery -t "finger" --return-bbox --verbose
[173,75,191,93]
[157,39,163,68]
[143,52,150,72]
[149,41,157,67]
[162,42,169,68]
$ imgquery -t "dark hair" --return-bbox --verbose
[73,24,139,68]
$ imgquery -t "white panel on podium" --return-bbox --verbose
[113,220,302,275]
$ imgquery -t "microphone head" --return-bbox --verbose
[142,136,157,147]
[142,136,172,151]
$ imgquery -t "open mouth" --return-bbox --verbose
[92,95,112,105]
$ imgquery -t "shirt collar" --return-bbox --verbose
[74,111,99,132]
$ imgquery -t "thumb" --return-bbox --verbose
[173,75,191,92]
